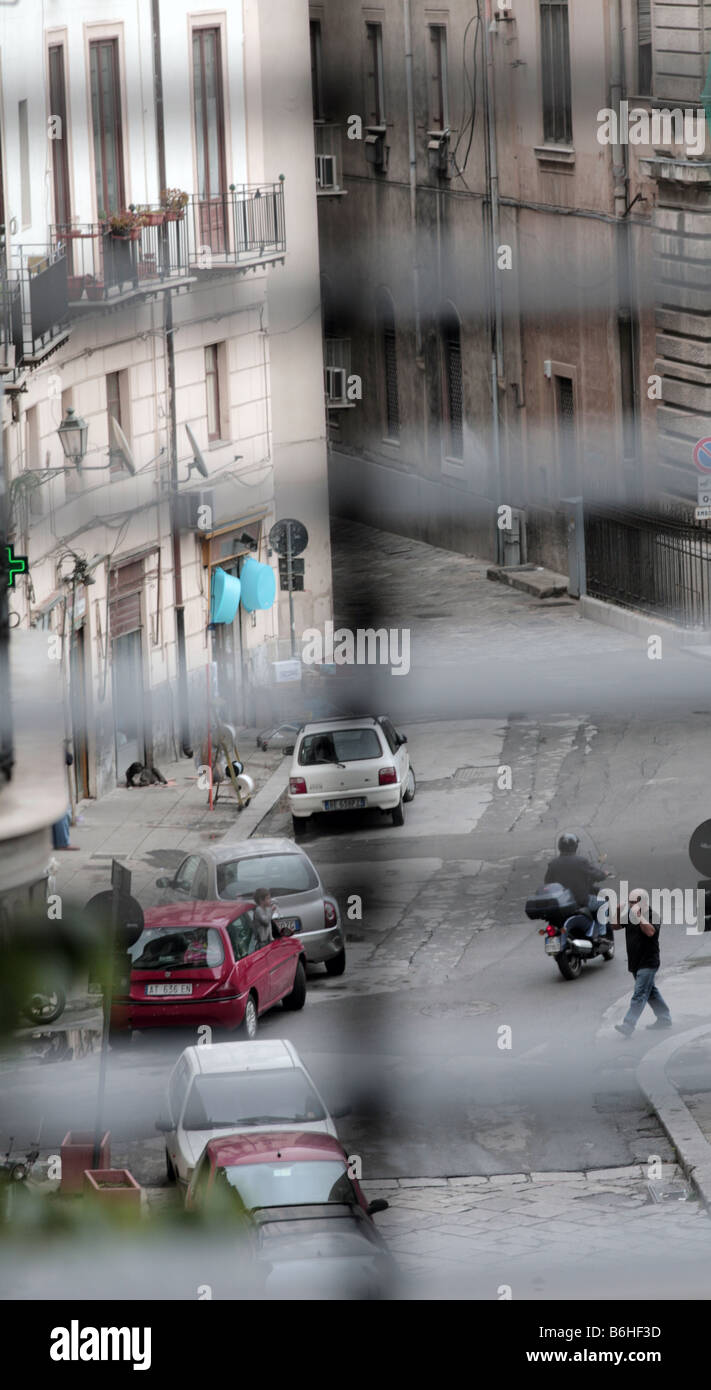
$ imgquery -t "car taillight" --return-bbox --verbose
[324,899,337,928]
[290,777,307,794]
[379,766,397,785]
[546,925,557,936]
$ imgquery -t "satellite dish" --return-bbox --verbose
[109,416,137,475]
[185,422,209,479]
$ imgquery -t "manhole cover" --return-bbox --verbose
[419,1000,497,1018]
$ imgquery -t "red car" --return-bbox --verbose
[185,1130,388,1220]
[110,902,306,1039]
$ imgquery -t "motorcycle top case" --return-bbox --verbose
[525,882,577,921]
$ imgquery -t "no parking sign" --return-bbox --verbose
[693,437,711,472]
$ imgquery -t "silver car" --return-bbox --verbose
[155,838,346,975]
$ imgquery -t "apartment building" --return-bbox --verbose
[312,1,711,626]
[0,0,332,800]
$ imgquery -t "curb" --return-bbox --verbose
[219,761,288,844]
[486,564,569,600]
[637,1023,711,1212]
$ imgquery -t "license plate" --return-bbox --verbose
[323,798,366,810]
[279,918,301,933]
[545,939,562,955]
[145,983,194,996]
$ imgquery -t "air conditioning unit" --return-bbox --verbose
[316,153,337,191]
[365,126,388,172]
[427,129,451,177]
[174,487,216,531]
[325,366,347,405]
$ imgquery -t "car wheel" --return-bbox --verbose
[240,993,259,1039]
[391,797,405,827]
[166,1150,176,1184]
[325,948,346,977]
[403,767,416,803]
[282,960,307,1011]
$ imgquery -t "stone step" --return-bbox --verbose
[486,565,570,600]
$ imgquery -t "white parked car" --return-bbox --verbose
[288,715,415,834]
[156,1039,341,1186]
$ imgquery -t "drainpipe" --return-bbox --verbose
[151,0,192,757]
[403,0,422,361]
[483,0,505,561]
[609,0,639,502]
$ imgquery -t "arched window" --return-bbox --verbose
[439,304,463,461]
[376,289,400,441]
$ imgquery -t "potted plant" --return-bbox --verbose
[136,204,165,227]
[60,1131,111,1194]
[84,274,105,301]
[67,274,85,301]
[109,209,143,241]
[160,188,189,221]
[83,1167,141,1211]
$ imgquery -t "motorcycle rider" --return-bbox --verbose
[545,833,608,940]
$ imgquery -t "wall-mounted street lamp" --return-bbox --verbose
[53,407,136,476]
[57,407,89,467]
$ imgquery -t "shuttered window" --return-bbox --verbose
[377,291,400,441]
[109,558,143,638]
[540,1,572,146]
[637,0,652,95]
[441,308,463,462]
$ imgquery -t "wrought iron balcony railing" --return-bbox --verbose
[51,215,190,303]
[0,246,69,372]
[187,182,286,266]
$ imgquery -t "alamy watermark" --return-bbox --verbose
[597,882,706,935]
[301,622,410,676]
[597,102,706,157]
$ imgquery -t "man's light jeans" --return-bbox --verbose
[623,967,672,1032]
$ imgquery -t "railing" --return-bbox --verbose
[8,246,68,364]
[51,216,190,302]
[0,274,21,373]
[314,125,343,192]
[187,182,286,265]
[585,503,711,629]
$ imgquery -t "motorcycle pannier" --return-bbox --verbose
[525,882,577,921]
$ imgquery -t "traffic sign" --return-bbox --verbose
[695,506,711,521]
[698,475,711,504]
[269,519,308,558]
[694,437,711,472]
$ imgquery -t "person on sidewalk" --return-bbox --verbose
[611,890,672,1038]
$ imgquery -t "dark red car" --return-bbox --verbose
[110,902,306,1039]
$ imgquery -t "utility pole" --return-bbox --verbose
[0,380,14,785]
[151,0,192,757]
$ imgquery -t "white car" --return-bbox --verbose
[156,1039,340,1186]
[288,715,415,834]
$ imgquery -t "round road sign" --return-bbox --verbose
[269,518,308,558]
[693,438,711,472]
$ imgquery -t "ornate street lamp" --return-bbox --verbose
[57,407,89,466]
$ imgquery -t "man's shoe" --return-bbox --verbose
[646,1020,673,1030]
[615,1024,633,1038]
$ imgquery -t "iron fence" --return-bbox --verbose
[188,182,286,265]
[584,503,711,629]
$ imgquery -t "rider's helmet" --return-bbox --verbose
[557,832,580,855]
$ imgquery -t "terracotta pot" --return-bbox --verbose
[60,1131,110,1194]
[83,1168,141,1210]
[143,212,164,226]
[163,209,185,221]
[128,227,141,241]
[86,284,105,301]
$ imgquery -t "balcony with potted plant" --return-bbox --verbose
[186,179,287,271]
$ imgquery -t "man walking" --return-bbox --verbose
[612,890,672,1038]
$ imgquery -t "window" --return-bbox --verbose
[174,855,200,894]
[129,926,225,971]
[429,25,449,131]
[106,370,128,474]
[221,1160,357,1210]
[637,0,652,95]
[181,1070,326,1131]
[89,39,125,215]
[193,27,227,252]
[310,19,324,121]
[193,862,209,899]
[227,913,259,960]
[440,306,463,462]
[205,344,223,441]
[19,101,31,228]
[376,290,400,441]
[365,22,385,126]
[25,406,40,470]
[48,46,71,227]
[299,728,384,764]
[540,1,572,145]
[217,854,318,899]
[168,1059,191,1122]
[555,373,578,492]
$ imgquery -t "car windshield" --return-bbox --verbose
[221,1160,358,1210]
[217,853,317,898]
[181,1069,327,1130]
[129,926,224,971]
[299,729,382,764]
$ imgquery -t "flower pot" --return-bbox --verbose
[128,227,141,241]
[86,284,105,301]
[83,1168,141,1211]
[60,1131,111,1194]
[67,276,85,301]
[143,212,164,227]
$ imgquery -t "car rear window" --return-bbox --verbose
[129,926,225,971]
[299,728,382,764]
[182,1069,326,1130]
[221,1160,358,1211]
[217,853,317,898]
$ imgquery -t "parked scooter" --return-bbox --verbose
[525,882,615,980]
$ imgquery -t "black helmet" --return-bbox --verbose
[558,833,579,855]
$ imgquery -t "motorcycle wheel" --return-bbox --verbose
[21,988,66,1025]
[556,951,582,980]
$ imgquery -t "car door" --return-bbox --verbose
[168,854,201,903]
[231,912,276,1012]
[264,935,299,1004]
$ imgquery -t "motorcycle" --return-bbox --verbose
[525,881,615,980]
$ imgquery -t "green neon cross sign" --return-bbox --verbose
[5,545,28,587]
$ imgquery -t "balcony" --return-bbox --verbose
[187,182,286,268]
[51,214,193,307]
[0,245,69,376]
[314,125,345,195]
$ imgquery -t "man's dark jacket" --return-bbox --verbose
[544,854,604,906]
